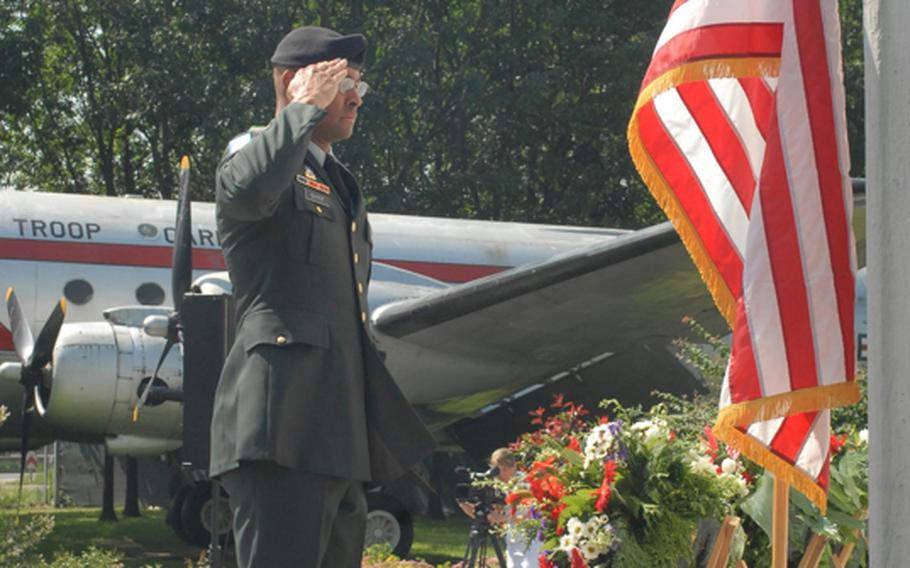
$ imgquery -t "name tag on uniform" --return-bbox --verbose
[303,186,332,208]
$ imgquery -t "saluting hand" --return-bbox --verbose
[288,58,349,110]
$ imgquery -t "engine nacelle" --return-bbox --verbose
[43,320,183,447]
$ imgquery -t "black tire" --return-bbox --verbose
[178,481,232,548]
[365,493,413,557]
[166,484,193,545]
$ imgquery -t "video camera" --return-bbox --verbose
[454,466,505,510]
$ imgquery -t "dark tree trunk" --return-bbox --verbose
[99,449,118,522]
[123,456,141,517]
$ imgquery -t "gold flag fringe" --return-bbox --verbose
[715,381,860,429]
[627,57,781,329]
[713,381,861,514]
[715,422,828,513]
[628,110,737,327]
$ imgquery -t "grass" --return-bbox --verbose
[0,506,474,567]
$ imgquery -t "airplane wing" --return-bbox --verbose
[371,221,726,450]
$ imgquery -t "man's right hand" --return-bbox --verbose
[287,58,348,110]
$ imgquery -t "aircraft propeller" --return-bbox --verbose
[133,156,193,421]
[4,287,66,511]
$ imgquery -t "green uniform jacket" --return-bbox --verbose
[209,102,436,484]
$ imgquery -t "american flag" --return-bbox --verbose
[628,0,859,511]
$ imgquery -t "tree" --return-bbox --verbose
[0,0,865,228]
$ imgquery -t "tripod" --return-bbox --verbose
[461,503,507,568]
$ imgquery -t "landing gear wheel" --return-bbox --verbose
[167,484,193,545]
[365,493,413,557]
[178,481,232,548]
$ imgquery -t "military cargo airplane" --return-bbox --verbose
[0,186,865,553]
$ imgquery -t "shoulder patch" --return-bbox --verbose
[226,132,253,157]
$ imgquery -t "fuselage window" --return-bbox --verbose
[136,283,165,306]
[63,279,93,305]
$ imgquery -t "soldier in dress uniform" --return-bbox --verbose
[209,26,436,567]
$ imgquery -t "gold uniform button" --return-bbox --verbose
[315,205,323,214]
[361,311,367,323]
[353,252,359,264]
[351,221,357,232]
[358,282,364,294]
[276,335,288,345]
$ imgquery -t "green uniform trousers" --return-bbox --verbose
[220,461,366,567]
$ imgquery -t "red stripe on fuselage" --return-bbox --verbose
[0,238,227,270]
[0,323,12,352]
[379,259,507,283]
[0,238,508,284]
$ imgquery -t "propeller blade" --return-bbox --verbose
[131,338,174,422]
[27,298,67,371]
[5,288,35,364]
[172,156,193,313]
[16,387,34,513]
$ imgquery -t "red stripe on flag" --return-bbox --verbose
[676,81,756,213]
[637,100,744,299]
[794,0,856,382]
[728,297,764,402]
[738,77,775,140]
[644,23,784,88]
[759,112,820,392]
[816,453,831,491]
[769,412,818,463]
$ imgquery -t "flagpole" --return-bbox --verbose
[772,476,789,567]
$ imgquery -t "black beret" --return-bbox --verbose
[270,26,367,69]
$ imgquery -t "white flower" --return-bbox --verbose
[566,517,584,541]
[689,453,716,476]
[559,535,576,552]
[631,418,667,441]
[859,428,868,444]
[583,424,615,467]
[580,519,595,539]
[581,541,601,560]
[721,457,740,476]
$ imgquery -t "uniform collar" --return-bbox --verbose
[307,142,335,167]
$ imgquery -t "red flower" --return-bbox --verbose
[567,437,582,453]
[703,425,719,462]
[599,415,611,425]
[551,393,566,408]
[530,406,546,425]
[668,431,677,441]
[570,548,589,568]
[830,433,848,455]
[538,556,555,568]
[592,459,617,512]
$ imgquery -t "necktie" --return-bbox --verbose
[323,155,354,213]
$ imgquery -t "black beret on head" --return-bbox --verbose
[270,26,367,69]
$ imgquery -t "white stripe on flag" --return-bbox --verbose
[708,78,766,181]
[655,0,787,54]
[776,2,845,386]
[742,196,791,398]
[653,88,749,258]
[794,410,829,480]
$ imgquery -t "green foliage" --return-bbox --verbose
[37,546,126,568]
[0,0,675,228]
[0,513,55,566]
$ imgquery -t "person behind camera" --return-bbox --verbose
[458,448,542,568]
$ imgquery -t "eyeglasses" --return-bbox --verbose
[339,77,369,98]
